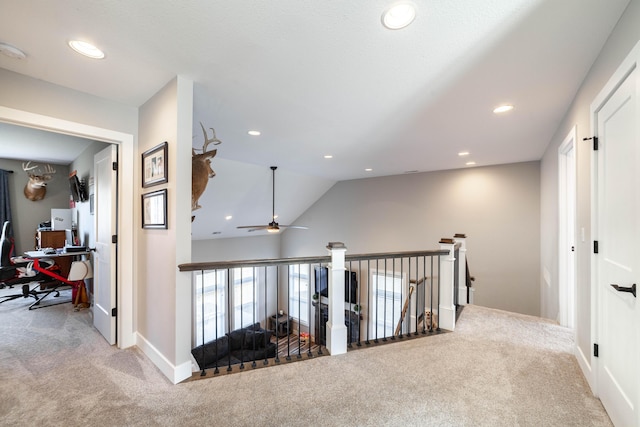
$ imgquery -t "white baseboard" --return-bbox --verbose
[576,343,595,394]
[136,332,192,384]
[458,286,469,305]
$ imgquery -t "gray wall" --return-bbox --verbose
[540,0,640,371]
[0,158,70,255]
[281,161,541,316]
[69,141,111,248]
[194,161,541,317]
[192,234,281,262]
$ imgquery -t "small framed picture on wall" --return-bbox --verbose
[142,189,168,229]
[142,141,168,187]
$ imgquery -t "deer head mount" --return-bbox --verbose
[22,161,56,202]
[192,122,222,220]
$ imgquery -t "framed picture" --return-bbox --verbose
[142,189,167,229]
[142,141,168,187]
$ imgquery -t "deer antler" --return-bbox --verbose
[43,164,56,177]
[200,121,222,154]
[22,161,38,173]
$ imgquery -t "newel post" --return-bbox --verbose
[454,233,468,305]
[326,242,348,355]
[439,238,457,331]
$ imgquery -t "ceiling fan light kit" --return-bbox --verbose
[237,166,308,233]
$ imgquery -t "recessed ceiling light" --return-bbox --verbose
[382,2,417,30]
[365,168,373,172]
[225,215,233,220]
[212,231,222,235]
[68,40,105,59]
[248,130,261,136]
[458,151,470,156]
[466,161,476,166]
[404,170,419,174]
[324,155,333,159]
[0,42,27,60]
[493,105,514,114]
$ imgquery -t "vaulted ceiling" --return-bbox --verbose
[0,0,631,239]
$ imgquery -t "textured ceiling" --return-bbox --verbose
[0,0,631,238]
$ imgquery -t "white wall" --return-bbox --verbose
[0,68,138,133]
[540,0,640,369]
[137,76,193,383]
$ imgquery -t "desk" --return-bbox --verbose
[23,250,92,310]
[35,230,71,277]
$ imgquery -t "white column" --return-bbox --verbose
[326,242,347,355]
[454,233,468,305]
[438,238,456,331]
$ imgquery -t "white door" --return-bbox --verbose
[559,129,576,329]
[595,65,639,427]
[94,145,117,344]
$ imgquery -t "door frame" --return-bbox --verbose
[590,39,640,397]
[558,126,577,329]
[0,106,136,349]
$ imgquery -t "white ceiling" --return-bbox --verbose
[0,0,631,239]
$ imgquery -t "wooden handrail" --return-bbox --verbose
[178,249,449,272]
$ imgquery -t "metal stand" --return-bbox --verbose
[26,281,73,310]
[0,283,39,304]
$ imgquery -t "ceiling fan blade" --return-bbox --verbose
[237,225,268,230]
[279,225,309,230]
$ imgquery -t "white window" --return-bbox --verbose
[288,264,310,324]
[193,269,227,346]
[193,267,261,346]
[233,267,258,328]
[369,269,405,338]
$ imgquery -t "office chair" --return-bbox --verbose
[0,220,23,286]
[0,221,58,305]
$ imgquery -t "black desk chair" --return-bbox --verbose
[0,221,26,287]
[0,221,58,305]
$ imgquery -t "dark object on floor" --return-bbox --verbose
[191,322,277,369]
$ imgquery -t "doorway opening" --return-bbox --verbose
[558,126,576,329]
[0,106,136,348]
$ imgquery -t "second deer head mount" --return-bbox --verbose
[22,161,56,202]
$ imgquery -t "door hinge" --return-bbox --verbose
[594,343,599,358]
[112,235,117,244]
[594,240,599,254]
[111,307,117,317]
[112,161,118,171]
[583,136,598,151]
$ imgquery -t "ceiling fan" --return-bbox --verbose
[237,166,309,233]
